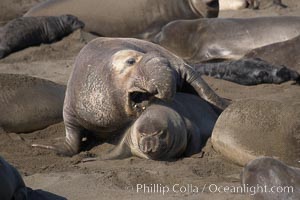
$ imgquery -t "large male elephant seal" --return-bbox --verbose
[102,93,218,160]
[211,99,300,166]
[0,15,84,59]
[241,157,300,200]
[153,16,300,63]
[32,37,228,156]
[0,74,65,133]
[25,0,219,39]
[244,35,300,72]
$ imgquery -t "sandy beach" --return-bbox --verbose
[0,0,299,199]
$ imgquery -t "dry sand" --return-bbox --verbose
[0,0,299,199]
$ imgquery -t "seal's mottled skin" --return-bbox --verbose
[153,16,300,63]
[33,37,228,156]
[103,93,218,160]
[0,74,66,133]
[242,157,300,200]
[25,0,219,39]
[0,15,84,58]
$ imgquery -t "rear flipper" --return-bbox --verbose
[192,58,300,85]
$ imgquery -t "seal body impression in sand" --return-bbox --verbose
[33,37,229,156]
[25,0,219,39]
[0,74,66,133]
[0,15,84,58]
[241,157,300,200]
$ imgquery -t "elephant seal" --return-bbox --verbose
[0,74,66,133]
[32,37,228,156]
[0,156,67,200]
[244,35,300,72]
[102,93,218,160]
[219,0,286,10]
[211,99,300,166]
[194,58,300,85]
[0,156,27,200]
[25,0,219,39]
[153,16,300,63]
[0,15,84,59]
[241,157,300,200]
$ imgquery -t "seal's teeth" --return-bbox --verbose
[134,104,138,108]
[142,106,146,110]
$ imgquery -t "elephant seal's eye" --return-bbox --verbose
[126,58,136,65]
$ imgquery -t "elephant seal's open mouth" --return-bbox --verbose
[128,89,155,114]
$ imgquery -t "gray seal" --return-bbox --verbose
[153,16,300,63]
[241,157,300,200]
[32,37,228,156]
[0,15,84,59]
[25,0,219,39]
[0,73,65,133]
[102,93,218,160]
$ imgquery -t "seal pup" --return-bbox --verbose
[153,16,300,63]
[0,74,65,133]
[32,37,228,156]
[102,93,218,160]
[0,15,84,59]
[25,0,219,39]
[241,157,300,200]
[194,58,300,85]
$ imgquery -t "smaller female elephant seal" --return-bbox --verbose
[241,157,300,200]
[0,156,27,200]
[32,37,228,157]
[0,15,84,58]
[0,73,66,133]
[102,93,218,160]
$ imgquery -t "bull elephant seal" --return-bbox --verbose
[0,156,27,200]
[0,74,65,133]
[0,15,84,59]
[32,37,228,156]
[244,35,300,72]
[241,157,300,200]
[211,99,300,166]
[102,93,218,160]
[153,16,300,63]
[25,0,219,39]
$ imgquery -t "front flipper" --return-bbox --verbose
[193,58,300,86]
[180,63,230,111]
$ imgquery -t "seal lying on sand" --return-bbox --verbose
[0,74,65,133]
[25,0,219,39]
[219,0,287,10]
[244,35,300,72]
[211,99,300,166]
[195,58,300,85]
[241,157,300,200]
[0,156,27,200]
[102,93,218,160]
[0,156,67,200]
[0,15,84,59]
[32,37,228,156]
[153,16,300,63]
